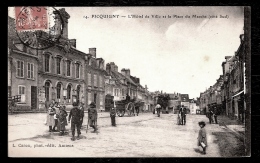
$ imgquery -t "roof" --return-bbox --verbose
[189,99,196,103]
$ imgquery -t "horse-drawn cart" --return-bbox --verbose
[115,100,135,117]
[115,99,144,117]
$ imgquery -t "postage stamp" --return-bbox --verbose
[14,7,64,50]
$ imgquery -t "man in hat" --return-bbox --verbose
[155,103,161,117]
[179,105,187,125]
[110,107,116,127]
[79,102,85,129]
[126,93,130,102]
[88,102,98,132]
[68,102,82,141]
[213,107,218,124]
[209,108,214,124]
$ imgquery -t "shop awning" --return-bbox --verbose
[232,90,244,98]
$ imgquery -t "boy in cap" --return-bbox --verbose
[110,107,116,127]
[68,102,82,141]
[197,121,207,154]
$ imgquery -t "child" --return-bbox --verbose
[110,107,116,127]
[46,104,55,132]
[197,121,207,154]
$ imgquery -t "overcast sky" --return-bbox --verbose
[9,7,244,99]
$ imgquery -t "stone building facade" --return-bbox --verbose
[85,48,106,111]
[8,17,39,111]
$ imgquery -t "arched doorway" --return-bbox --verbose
[45,81,50,101]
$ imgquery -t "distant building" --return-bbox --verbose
[189,98,198,114]
[180,94,190,112]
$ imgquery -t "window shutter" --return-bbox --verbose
[31,64,33,78]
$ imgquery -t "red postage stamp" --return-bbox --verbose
[15,7,48,31]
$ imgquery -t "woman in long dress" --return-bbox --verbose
[46,104,56,132]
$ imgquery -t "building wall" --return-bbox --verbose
[38,45,86,111]
[10,50,38,109]
[85,56,105,111]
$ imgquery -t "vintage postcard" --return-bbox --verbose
[8,6,251,157]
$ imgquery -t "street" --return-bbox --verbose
[8,112,244,157]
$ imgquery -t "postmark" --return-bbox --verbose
[14,7,65,50]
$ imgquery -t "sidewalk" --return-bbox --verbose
[217,115,245,141]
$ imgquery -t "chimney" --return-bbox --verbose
[69,39,76,48]
[89,48,96,58]
[106,63,111,74]
[121,68,126,76]
[121,68,130,77]
[126,69,130,77]
[137,78,140,84]
[225,56,232,61]
[110,62,115,71]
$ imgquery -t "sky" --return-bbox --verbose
[8,7,244,99]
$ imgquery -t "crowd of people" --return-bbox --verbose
[45,100,99,141]
[43,99,208,154]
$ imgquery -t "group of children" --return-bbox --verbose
[45,101,85,136]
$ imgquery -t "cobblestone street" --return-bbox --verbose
[8,112,245,157]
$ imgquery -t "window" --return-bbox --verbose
[99,75,103,87]
[100,94,103,105]
[45,82,50,101]
[18,85,26,103]
[75,63,80,78]
[122,89,125,96]
[88,73,91,86]
[57,83,61,99]
[17,60,24,77]
[67,85,71,100]
[56,57,61,75]
[45,54,50,72]
[18,85,25,95]
[67,60,71,76]
[27,63,34,79]
[94,74,97,87]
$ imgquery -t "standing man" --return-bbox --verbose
[126,93,130,102]
[179,106,187,125]
[79,102,85,129]
[68,102,82,141]
[110,107,116,127]
[135,105,140,116]
[155,103,161,117]
[213,107,218,124]
[209,108,214,124]
[88,102,98,132]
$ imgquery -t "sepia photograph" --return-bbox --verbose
[8,6,251,157]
